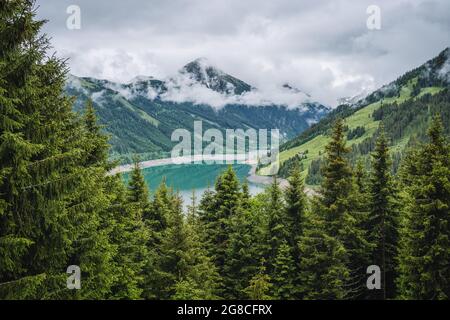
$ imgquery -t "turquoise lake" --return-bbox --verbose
[123,164,265,206]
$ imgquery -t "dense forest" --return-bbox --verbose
[0,1,449,300]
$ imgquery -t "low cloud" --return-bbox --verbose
[160,72,316,109]
[38,0,450,107]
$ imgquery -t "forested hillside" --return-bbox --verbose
[1,1,449,301]
[272,48,450,182]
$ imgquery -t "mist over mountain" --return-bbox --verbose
[66,58,330,162]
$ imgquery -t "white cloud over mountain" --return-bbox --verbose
[37,0,450,106]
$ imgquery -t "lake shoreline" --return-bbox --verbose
[113,157,317,196]
[111,156,285,187]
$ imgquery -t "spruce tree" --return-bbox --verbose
[241,180,251,210]
[173,199,221,300]
[285,164,307,245]
[368,126,399,299]
[354,159,369,195]
[78,100,144,300]
[321,119,353,210]
[104,174,149,299]
[197,186,216,239]
[82,99,110,168]
[397,115,450,299]
[223,205,260,299]
[127,158,150,209]
[244,260,272,300]
[151,178,171,232]
[272,240,296,299]
[298,119,368,299]
[186,190,198,219]
[157,194,190,299]
[266,177,287,273]
[198,166,241,279]
[142,178,173,299]
[53,92,116,300]
[158,193,220,300]
[0,1,114,299]
[351,160,373,300]
[284,163,307,297]
[298,199,350,299]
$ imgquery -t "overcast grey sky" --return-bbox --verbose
[36,0,449,106]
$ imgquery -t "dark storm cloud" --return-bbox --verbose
[36,0,450,106]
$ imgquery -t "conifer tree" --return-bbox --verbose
[197,186,215,230]
[158,193,220,300]
[142,178,173,299]
[199,166,241,278]
[284,163,307,297]
[127,158,150,210]
[298,119,368,299]
[198,186,216,221]
[82,99,110,168]
[105,174,149,299]
[173,199,221,300]
[187,190,198,219]
[75,80,156,300]
[156,194,189,299]
[223,205,260,299]
[62,94,117,300]
[298,199,350,299]
[244,260,272,300]
[321,119,353,210]
[266,177,287,273]
[368,126,399,299]
[272,240,296,299]
[285,164,307,242]
[354,159,369,195]
[151,178,171,232]
[351,161,373,300]
[241,180,251,210]
[79,100,147,300]
[0,0,114,299]
[397,115,450,299]
[353,159,371,234]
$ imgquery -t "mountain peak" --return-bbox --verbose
[181,57,224,80]
[180,57,252,95]
[181,57,209,72]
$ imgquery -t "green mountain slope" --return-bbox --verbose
[263,48,450,183]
